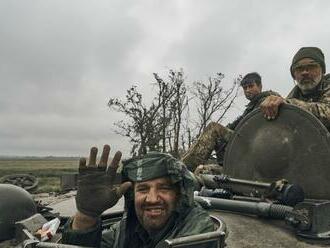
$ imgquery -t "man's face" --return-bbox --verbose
[134,177,178,234]
[242,82,262,100]
[293,58,323,92]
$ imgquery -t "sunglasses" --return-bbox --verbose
[292,62,320,73]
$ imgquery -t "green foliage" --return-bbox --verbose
[0,158,78,193]
[37,177,61,193]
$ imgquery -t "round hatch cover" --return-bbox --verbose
[224,104,330,199]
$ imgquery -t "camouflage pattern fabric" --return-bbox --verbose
[286,75,330,131]
[181,122,234,171]
[182,90,279,171]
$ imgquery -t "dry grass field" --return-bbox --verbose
[0,157,79,193]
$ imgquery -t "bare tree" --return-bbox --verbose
[151,69,189,157]
[153,73,175,152]
[192,73,240,137]
[108,71,177,156]
[168,69,188,157]
[108,86,163,156]
[108,70,240,157]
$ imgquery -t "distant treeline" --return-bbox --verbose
[0,156,80,161]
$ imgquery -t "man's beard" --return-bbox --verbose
[245,93,257,101]
[296,74,322,93]
[136,202,175,234]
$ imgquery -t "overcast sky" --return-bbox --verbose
[0,0,329,157]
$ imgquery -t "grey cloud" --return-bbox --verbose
[1,0,330,156]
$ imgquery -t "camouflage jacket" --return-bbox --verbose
[227,90,280,130]
[286,75,330,131]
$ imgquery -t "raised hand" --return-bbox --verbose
[260,95,286,120]
[75,145,132,218]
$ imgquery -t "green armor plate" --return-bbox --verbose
[224,104,330,199]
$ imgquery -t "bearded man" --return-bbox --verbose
[62,145,217,247]
[260,47,330,131]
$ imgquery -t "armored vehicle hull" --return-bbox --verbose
[1,104,330,247]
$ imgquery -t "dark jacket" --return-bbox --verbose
[62,153,216,248]
[227,90,280,130]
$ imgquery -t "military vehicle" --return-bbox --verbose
[1,104,330,247]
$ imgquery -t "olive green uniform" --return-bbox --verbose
[182,90,279,170]
[286,75,330,131]
[63,204,214,248]
[62,153,216,248]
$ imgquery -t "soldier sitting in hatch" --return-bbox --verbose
[62,145,217,248]
[181,72,279,172]
[260,47,330,131]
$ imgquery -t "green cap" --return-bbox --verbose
[290,47,326,78]
[122,152,196,208]
[123,152,186,183]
